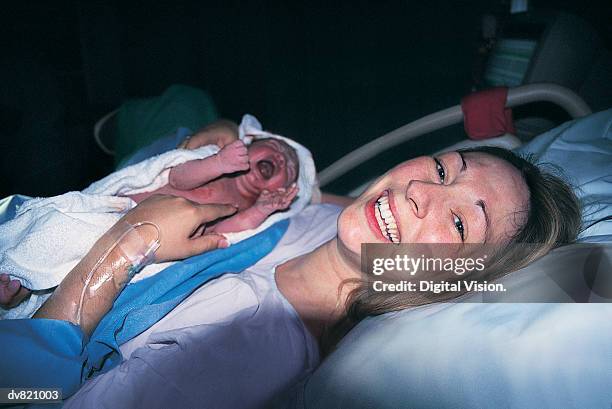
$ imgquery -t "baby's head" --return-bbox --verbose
[244,137,299,192]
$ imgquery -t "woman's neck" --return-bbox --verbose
[275,238,360,340]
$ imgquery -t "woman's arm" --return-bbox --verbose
[178,119,239,150]
[34,195,236,337]
[33,221,154,336]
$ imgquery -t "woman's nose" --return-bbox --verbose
[406,180,438,218]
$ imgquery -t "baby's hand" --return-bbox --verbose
[0,273,31,309]
[216,140,250,174]
[254,184,299,215]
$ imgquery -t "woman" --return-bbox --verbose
[34,142,579,408]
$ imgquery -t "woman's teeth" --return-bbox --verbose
[375,194,400,243]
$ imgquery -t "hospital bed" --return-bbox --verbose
[89,83,612,408]
[278,84,612,408]
[10,83,608,408]
[318,82,591,189]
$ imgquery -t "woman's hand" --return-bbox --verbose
[178,119,239,150]
[0,273,31,309]
[121,195,237,262]
[34,194,237,334]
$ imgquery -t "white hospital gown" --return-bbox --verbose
[64,204,342,409]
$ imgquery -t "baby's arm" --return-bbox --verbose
[212,185,298,233]
[169,140,250,190]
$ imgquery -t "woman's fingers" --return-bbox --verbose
[122,196,239,262]
[195,203,237,224]
[0,278,31,308]
[0,280,17,305]
[0,274,20,298]
[7,279,20,293]
[185,205,234,256]
[189,233,230,255]
[191,224,206,238]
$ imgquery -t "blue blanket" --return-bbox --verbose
[0,210,289,399]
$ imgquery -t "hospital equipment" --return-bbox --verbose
[74,221,160,325]
[32,220,160,337]
[318,83,591,187]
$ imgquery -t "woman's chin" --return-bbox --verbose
[337,205,372,258]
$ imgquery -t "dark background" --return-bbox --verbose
[1,0,611,197]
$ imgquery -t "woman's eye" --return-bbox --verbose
[434,157,445,183]
[453,213,465,241]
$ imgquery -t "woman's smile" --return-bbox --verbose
[366,190,402,243]
[338,151,532,262]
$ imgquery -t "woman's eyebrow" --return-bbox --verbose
[455,152,488,241]
[457,151,467,172]
[476,199,490,242]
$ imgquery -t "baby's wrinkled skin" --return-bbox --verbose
[129,138,300,234]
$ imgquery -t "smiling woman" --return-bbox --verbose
[321,146,581,355]
[340,149,529,250]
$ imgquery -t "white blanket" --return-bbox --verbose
[0,115,317,319]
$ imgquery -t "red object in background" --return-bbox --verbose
[461,87,516,140]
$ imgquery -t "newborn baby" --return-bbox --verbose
[130,137,299,234]
[0,117,307,314]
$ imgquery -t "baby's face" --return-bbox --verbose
[242,138,299,193]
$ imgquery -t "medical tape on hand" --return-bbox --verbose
[75,221,161,325]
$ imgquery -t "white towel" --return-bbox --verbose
[0,115,318,319]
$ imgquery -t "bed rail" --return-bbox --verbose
[318,83,592,187]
